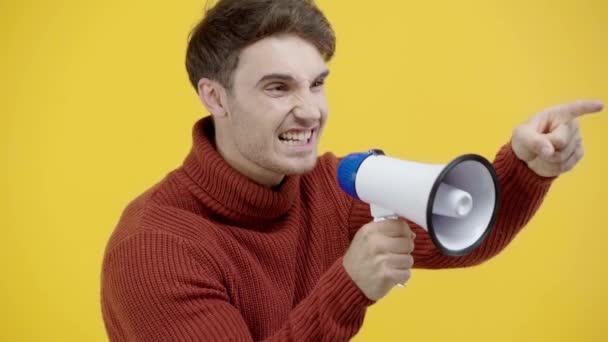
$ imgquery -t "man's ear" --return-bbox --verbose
[197,78,229,119]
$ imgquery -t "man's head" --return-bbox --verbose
[186,0,335,187]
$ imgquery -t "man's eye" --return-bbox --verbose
[266,84,289,92]
[312,79,325,88]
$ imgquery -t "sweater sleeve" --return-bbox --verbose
[101,232,372,341]
[346,143,555,268]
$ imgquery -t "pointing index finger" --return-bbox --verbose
[548,100,604,123]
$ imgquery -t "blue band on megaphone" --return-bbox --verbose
[337,149,384,200]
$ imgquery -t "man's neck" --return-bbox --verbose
[214,135,285,188]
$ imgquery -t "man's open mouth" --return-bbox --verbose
[278,129,313,145]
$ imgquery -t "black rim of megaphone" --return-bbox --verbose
[425,154,500,257]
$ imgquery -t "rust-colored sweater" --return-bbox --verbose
[101,117,553,341]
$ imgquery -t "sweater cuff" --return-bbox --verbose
[494,143,556,189]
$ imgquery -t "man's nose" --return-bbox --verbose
[293,91,321,121]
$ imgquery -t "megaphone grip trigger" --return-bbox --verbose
[370,204,398,221]
[373,215,399,222]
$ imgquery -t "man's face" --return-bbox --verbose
[218,34,329,181]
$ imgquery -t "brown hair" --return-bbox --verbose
[185,0,335,90]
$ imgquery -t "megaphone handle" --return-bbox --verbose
[370,204,406,288]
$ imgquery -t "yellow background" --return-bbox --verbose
[2,0,607,340]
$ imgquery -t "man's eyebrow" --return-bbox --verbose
[315,70,330,80]
[256,70,330,86]
[256,73,295,86]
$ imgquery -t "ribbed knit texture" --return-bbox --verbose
[101,117,554,341]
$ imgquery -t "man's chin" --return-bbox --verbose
[281,157,318,175]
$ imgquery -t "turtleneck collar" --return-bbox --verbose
[179,116,301,226]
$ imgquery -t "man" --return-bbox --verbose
[100,0,603,340]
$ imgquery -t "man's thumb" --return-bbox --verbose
[513,125,554,161]
[534,136,555,158]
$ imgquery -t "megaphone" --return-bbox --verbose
[337,149,500,256]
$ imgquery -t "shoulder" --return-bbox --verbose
[102,203,225,292]
[103,171,221,260]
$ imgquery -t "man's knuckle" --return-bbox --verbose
[400,270,412,283]
[404,255,414,268]
[406,239,415,253]
[555,138,567,149]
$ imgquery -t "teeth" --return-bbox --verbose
[279,129,312,142]
[284,139,306,145]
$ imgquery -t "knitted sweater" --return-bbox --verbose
[101,117,553,341]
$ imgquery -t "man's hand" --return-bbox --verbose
[511,100,604,177]
[343,219,415,301]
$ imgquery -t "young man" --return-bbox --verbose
[100,0,603,340]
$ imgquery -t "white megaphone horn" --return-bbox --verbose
[337,149,500,256]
